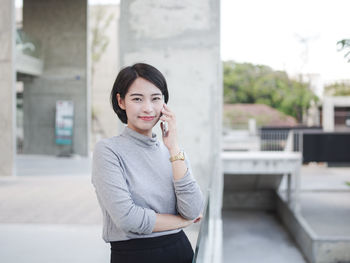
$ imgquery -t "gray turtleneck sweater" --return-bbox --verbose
[91,126,204,242]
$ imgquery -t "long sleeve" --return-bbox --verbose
[92,140,157,235]
[173,152,204,220]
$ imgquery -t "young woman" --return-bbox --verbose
[92,63,204,263]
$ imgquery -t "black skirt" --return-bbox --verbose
[110,230,194,263]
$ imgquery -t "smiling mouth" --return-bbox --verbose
[139,116,155,121]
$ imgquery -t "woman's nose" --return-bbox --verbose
[142,100,153,112]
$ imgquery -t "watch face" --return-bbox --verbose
[170,151,185,162]
[179,152,185,160]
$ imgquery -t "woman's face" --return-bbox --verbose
[117,77,164,137]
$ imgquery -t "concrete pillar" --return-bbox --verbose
[323,96,350,132]
[119,1,222,261]
[323,97,334,132]
[120,0,222,196]
[0,0,15,176]
[22,0,89,156]
[90,4,120,146]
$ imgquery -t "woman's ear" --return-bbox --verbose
[117,93,126,110]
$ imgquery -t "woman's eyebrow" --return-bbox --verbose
[129,93,162,97]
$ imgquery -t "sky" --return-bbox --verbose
[221,0,350,83]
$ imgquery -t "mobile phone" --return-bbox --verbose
[161,95,168,136]
[161,120,168,137]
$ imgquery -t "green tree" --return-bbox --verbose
[223,61,318,122]
[337,39,350,63]
[324,82,350,96]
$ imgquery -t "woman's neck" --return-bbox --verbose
[127,125,153,138]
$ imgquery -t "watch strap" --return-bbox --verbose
[169,151,185,162]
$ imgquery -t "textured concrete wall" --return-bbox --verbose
[119,0,223,262]
[223,174,283,210]
[0,0,15,176]
[119,0,222,201]
[119,2,222,260]
[90,4,120,148]
[22,0,89,156]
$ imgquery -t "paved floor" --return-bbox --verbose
[222,163,350,262]
[0,224,110,263]
[297,164,350,237]
[276,163,350,237]
[15,154,92,177]
[0,175,100,224]
[299,191,350,237]
[300,164,350,191]
[1,156,350,262]
[222,210,307,263]
[0,155,199,263]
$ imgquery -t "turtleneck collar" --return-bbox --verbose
[121,126,159,148]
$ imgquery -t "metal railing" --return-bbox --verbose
[192,194,210,263]
[259,129,289,151]
[259,127,321,152]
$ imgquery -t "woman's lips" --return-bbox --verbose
[139,116,155,121]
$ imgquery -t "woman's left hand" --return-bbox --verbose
[160,104,179,152]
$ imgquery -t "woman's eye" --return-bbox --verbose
[132,98,142,101]
[153,97,161,101]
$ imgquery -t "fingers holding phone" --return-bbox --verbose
[160,104,175,130]
[160,105,171,137]
[159,104,178,149]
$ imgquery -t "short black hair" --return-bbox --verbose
[110,63,169,124]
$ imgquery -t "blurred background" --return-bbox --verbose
[0,0,349,262]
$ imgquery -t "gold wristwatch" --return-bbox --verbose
[169,151,185,162]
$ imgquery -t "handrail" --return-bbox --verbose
[192,193,210,263]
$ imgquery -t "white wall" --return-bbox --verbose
[323,96,350,131]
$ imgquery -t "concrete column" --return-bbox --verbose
[0,0,15,176]
[119,1,222,260]
[22,0,89,156]
[323,97,334,131]
[119,0,222,196]
[323,96,350,132]
[90,4,120,146]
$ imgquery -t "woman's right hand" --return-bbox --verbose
[152,213,202,232]
[193,214,203,224]
[181,217,194,228]
[181,213,202,228]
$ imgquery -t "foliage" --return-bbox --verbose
[324,82,350,96]
[223,61,318,122]
[337,39,350,63]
